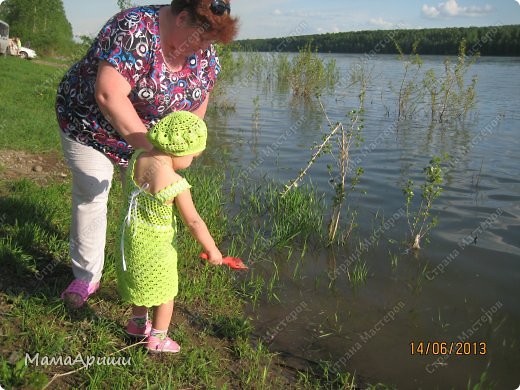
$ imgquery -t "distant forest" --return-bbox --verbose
[233,25,520,56]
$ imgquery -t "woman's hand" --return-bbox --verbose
[206,248,223,266]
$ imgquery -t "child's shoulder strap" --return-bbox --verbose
[128,149,146,182]
[155,178,191,204]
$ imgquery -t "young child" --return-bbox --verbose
[116,111,223,353]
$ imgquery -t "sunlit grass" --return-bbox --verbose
[0,56,64,152]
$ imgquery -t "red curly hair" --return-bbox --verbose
[170,0,239,44]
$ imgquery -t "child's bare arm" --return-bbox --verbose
[174,189,223,265]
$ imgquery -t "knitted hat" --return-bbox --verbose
[147,111,207,156]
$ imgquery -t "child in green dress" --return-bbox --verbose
[116,111,223,353]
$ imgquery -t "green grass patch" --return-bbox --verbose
[0,56,65,152]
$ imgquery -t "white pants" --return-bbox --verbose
[59,131,126,284]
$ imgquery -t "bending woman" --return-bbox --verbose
[55,1,238,308]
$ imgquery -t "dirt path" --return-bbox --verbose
[33,59,68,68]
[0,149,69,185]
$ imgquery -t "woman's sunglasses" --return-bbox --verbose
[210,0,231,15]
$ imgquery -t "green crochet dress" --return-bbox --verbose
[116,149,191,307]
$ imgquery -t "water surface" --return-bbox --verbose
[204,53,520,389]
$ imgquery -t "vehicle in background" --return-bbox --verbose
[17,46,37,59]
[0,20,8,55]
[0,20,37,59]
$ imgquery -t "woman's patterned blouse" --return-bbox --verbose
[56,5,221,166]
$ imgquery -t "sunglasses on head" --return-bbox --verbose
[210,0,231,16]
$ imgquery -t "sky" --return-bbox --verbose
[58,0,520,40]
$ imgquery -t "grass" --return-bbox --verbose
[215,46,340,100]
[225,175,328,304]
[347,261,369,286]
[0,54,366,389]
[228,176,326,263]
[466,363,495,390]
[0,56,64,152]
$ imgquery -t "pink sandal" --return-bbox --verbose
[146,336,181,353]
[126,319,152,338]
[60,279,100,308]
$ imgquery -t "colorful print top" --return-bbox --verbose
[55,5,221,166]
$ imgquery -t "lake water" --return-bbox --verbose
[203,53,520,389]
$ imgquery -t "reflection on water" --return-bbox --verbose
[203,54,520,388]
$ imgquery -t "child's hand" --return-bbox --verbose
[207,249,223,266]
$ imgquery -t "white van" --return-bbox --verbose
[0,20,8,55]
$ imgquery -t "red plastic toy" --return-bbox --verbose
[200,253,248,270]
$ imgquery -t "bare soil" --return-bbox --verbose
[0,149,69,185]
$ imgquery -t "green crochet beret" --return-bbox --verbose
[147,111,207,156]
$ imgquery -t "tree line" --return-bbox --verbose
[233,25,520,56]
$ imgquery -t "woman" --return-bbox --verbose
[56,0,238,308]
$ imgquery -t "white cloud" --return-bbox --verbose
[272,8,283,16]
[369,17,396,28]
[422,5,441,18]
[422,0,493,18]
